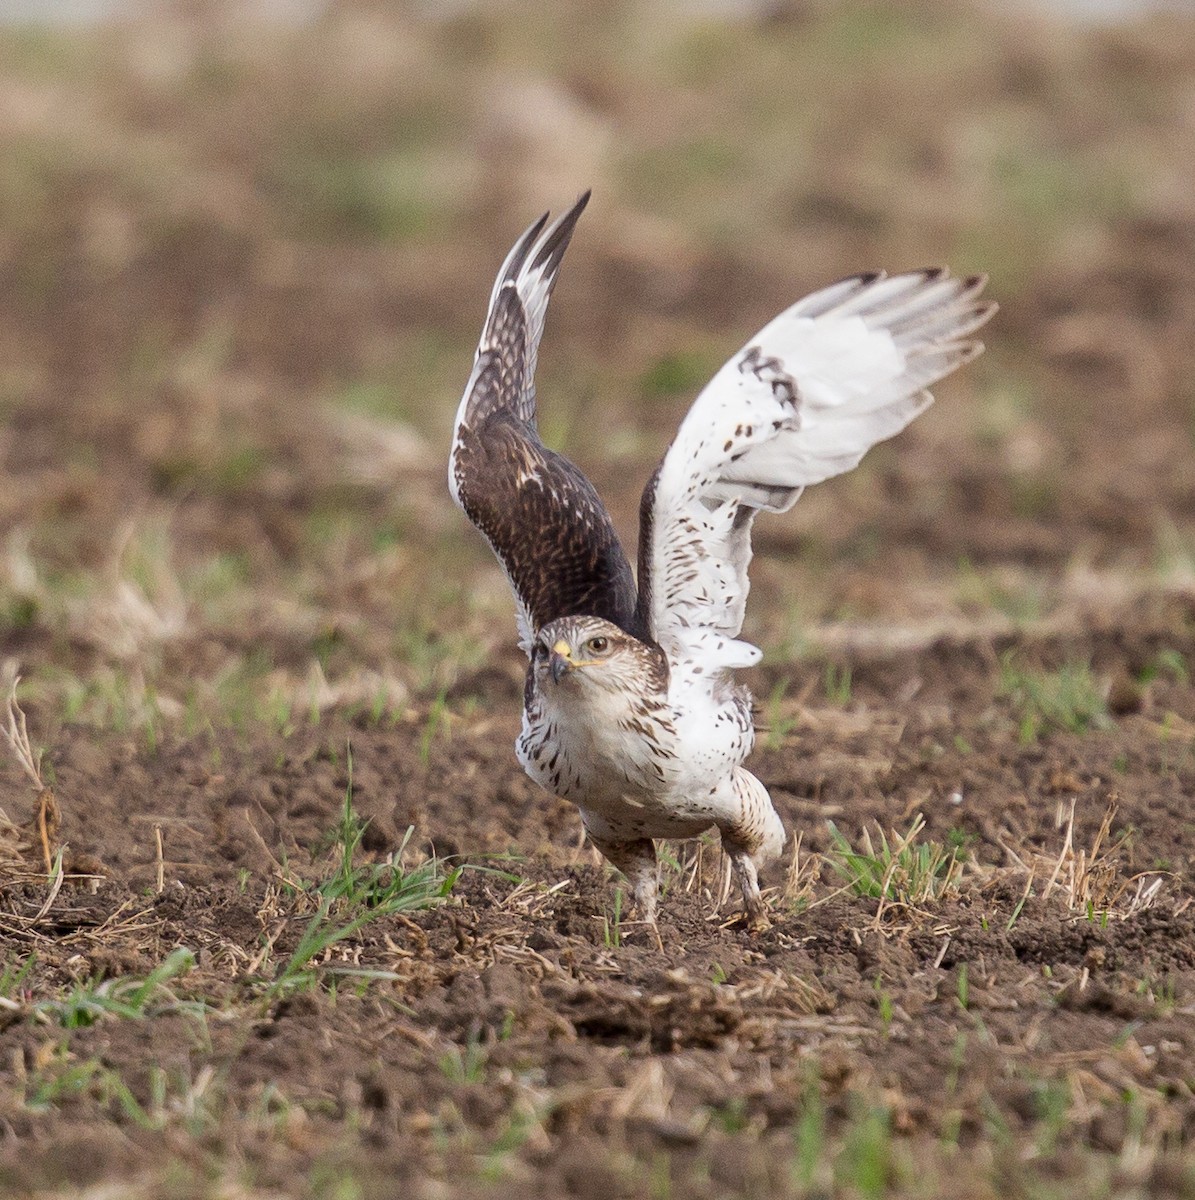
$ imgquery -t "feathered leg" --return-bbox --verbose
[587,833,659,924]
[721,834,770,932]
[721,769,787,932]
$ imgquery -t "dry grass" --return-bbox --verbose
[1038,799,1170,921]
[0,666,58,873]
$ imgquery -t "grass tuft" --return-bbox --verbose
[999,654,1111,743]
[31,947,203,1029]
[827,815,963,906]
[263,746,458,1000]
[600,886,625,949]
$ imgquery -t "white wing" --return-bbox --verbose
[637,269,995,673]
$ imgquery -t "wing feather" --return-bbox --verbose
[450,194,638,651]
[637,269,996,672]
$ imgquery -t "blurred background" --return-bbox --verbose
[0,0,1193,731]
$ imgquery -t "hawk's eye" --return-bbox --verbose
[586,635,611,656]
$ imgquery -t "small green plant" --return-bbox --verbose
[600,887,625,948]
[791,1072,827,1192]
[314,747,459,912]
[1134,974,1178,1014]
[440,1032,488,1084]
[1030,1079,1072,1157]
[368,681,401,726]
[262,683,297,737]
[264,749,458,999]
[955,556,1043,624]
[266,867,452,1000]
[827,815,963,905]
[1138,648,1189,685]
[24,1056,155,1125]
[710,1097,751,1134]
[0,954,36,999]
[419,687,449,765]
[391,598,489,697]
[32,948,203,1028]
[763,677,799,750]
[998,653,1110,743]
[479,1102,556,1183]
[656,842,682,897]
[945,827,977,854]
[874,978,894,1035]
[24,1052,228,1134]
[57,667,166,741]
[1155,710,1195,776]
[837,1102,894,1198]
[648,1153,672,1200]
[1006,878,1033,930]
[940,1032,968,1148]
[824,663,853,706]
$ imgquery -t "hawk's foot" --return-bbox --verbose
[724,836,772,933]
[744,893,771,934]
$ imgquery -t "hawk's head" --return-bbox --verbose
[532,615,663,697]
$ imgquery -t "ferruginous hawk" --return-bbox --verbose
[449,192,994,928]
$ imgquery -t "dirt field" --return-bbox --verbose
[2,2,1195,1196]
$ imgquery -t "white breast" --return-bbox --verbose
[518,678,673,802]
[516,663,757,837]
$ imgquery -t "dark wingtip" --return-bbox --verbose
[530,188,592,275]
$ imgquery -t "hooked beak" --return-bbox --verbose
[549,640,572,684]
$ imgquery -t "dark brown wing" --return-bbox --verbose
[449,194,638,650]
[453,412,637,648]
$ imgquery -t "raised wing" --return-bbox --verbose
[450,193,637,651]
[636,269,995,672]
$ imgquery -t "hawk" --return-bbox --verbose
[449,192,994,928]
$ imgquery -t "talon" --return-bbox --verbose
[745,901,771,934]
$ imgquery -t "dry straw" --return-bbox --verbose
[0,666,60,873]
